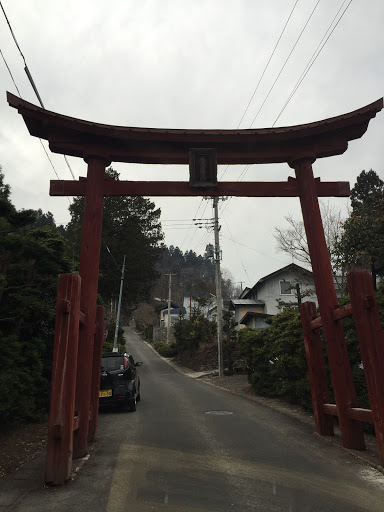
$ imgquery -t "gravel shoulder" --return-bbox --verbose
[0,423,47,478]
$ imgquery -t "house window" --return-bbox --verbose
[280,281,295,295]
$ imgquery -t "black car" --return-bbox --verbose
[99,352,142,411]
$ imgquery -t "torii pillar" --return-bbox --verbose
[291,156,365,449]
[73,155,110,458]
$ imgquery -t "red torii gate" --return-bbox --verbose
[7,92,384,484]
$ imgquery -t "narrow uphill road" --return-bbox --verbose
[14,326,384,512]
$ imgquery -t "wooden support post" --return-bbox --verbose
[88,305,105,442]
[348,270,384,464]
[292,157,365,450]
[45,273,81,485]
[300,302,334,436]
[73,156,109,459]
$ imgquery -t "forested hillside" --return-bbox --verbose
[151,244,241,305]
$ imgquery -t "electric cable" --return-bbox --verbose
[1,43,68,200]
[249,0,322,128]
[220,0,299,180]
[0,47,21,96]
[221,212,250,282]
[272,0,353,126]
[1,1,76,181]
[221,0,352,209]
[220,234,292,266]
[179,198,204,251]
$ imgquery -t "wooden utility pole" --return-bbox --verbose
[213,197,224,377]
[113,255,126,352]
[165,273,176,344]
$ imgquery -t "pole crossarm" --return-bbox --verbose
[7,92,383,165]
[50,178,350,197]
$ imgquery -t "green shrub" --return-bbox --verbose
[153,341,177,358]
[238,309,313,410]
[173,313,216,353]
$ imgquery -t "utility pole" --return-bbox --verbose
[113,255,126,352]
[213,197,224,377]
[165,273,176,344]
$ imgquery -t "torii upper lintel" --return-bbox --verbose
[7,92,383,165]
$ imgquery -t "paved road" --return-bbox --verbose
[13,326,384,511]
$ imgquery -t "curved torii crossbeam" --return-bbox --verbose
[7,92,383,164]
[8,91,384,483]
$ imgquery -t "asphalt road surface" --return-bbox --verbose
[14,326,384,511]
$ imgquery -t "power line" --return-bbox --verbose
[0,1,26,64]
[105,243,122,272]
[222,0,350,208]
[237,0,300,130]
[179,198,204,251]
[180,198,211,252]
[220,233,292,265]
[221,212,250,283]
[0,47,21,96]
[38,139,61,180]
[272,0,353,126]
[1,43,68,199]
[221,1,322,205]
[1,1,76,181]
[249,0,322,128]
[220,0,299,180]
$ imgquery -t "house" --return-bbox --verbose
[206,299,231,322]
[182,293,213,319]
[161,306,186,326]
[239,311,271,329]
[182,292,230,321]
[229,299,266,329]
[232,263,318,329]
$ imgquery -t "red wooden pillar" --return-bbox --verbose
[45,273,81,485]
[292,157,365,450]
[88,305,105,442]
[348,270,384,464]
[300,301,334,436]
[73,156,109,459]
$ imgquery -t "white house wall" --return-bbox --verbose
[256,270,318,316]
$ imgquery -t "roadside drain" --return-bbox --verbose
[205,410,233,415]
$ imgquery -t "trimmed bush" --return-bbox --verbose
[153,341,177,358]
[238,309,314,410]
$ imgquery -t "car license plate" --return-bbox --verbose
[99,389,112,398]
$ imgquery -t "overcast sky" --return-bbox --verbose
[1,0,383,289]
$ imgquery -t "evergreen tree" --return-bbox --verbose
[0,166,70,426]
[335,169,384,289]
[350,169,384,213]
[65,167,164,313]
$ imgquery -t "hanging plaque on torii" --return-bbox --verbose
[7,91,384,484]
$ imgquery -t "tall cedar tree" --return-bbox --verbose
[335,170,384,289]
[0,167,70,425]
[65,167,164,313]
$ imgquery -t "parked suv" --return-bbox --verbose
[99,352,142,411]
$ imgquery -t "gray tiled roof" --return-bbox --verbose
[230,299,264,305]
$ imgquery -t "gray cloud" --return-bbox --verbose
[1,0,383,287]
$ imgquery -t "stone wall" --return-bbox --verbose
[153,326,175,343]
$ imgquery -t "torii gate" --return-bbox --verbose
[7,92,384,484]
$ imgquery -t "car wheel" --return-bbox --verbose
[136,383,141,402]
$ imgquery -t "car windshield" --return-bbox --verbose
[101,356,125,372]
